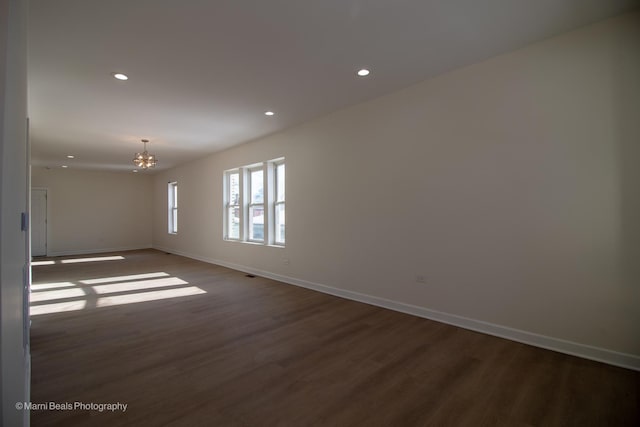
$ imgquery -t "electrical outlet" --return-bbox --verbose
[415,275,426,284]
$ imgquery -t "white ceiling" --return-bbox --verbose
[28,0,638,172]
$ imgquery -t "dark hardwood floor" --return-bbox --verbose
[30,249,639,426]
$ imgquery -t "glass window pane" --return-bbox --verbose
[249,205,264,241]
[173,184,178,207]
[275,204,285,244]
[229,172,239,206]
[172,209,178,233]
[276,163,285,202]
[251,169,263,204]
[228,206,240,239]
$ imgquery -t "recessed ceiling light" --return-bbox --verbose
[66,155,75,159]
[61,165,68,168]
[112,73,129,81]
[265,111,275,116]
[357,69,370,77]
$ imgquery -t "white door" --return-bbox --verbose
[31,188,47,256]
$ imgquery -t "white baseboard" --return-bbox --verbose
[153,245,640,371]
[46,245,152,257]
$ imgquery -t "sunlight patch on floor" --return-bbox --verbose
[61,255,125,264]
[96,286,207,307]
[91,277,188,294]
[31,282,77,291]
[80,272,170,285]
[30,273,206,316]
[31,300,87,316]
[30,287,86,303]
[32,260,55,266]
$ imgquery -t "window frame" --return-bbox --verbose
[224,170,242,241]
[168,181,178,234]
[273,161,285,246]
[223,158,284,247]
[247,166,265,243]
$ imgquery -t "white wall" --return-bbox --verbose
[31,167,153,256]
[153,12,640,367]
[1,0,29,425]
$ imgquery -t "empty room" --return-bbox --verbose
[1,0,639,426]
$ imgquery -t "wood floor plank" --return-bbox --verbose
[30,249,640,426]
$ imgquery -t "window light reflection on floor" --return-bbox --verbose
[30,287,86,303]
[91,277,188,294]
[32,260,55,266]
[96,287,206,308]
[61,255,125,264]
[80,272,170,285]
[31,300,87,316]
[30,272,206,316]
[31,282,77,291]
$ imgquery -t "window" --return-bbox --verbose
[248,167,264,242]
[274,162,285,245]
[224,158,285,246]
[168,182,178,234]
[226,171,240,240]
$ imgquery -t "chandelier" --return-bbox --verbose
[133,139,158,169]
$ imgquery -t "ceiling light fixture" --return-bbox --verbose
[264,111,275,116]
[357,69,370,77]
[133,139,158,169]
[112,72,129,81]
[61,165,68,168]
[66,155,75,159]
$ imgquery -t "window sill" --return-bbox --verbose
[223,238,285,248]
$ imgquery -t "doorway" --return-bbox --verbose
[31,188,47,257]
